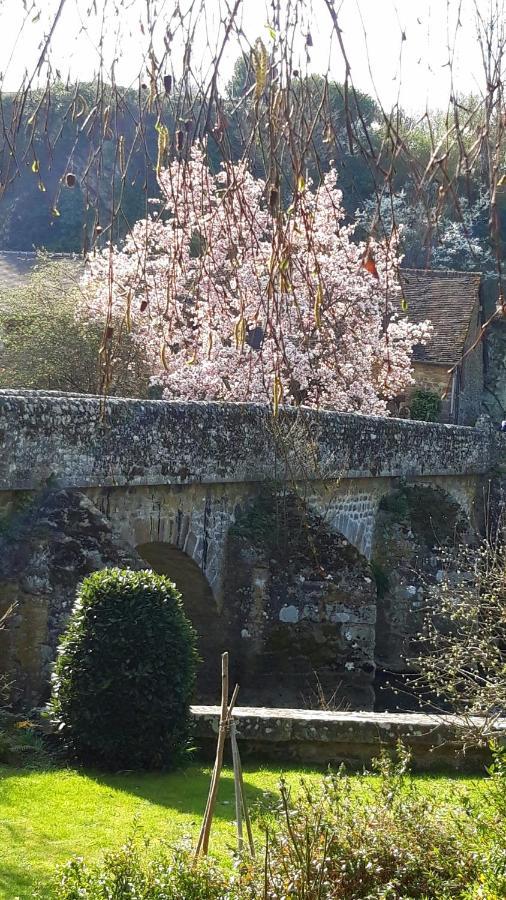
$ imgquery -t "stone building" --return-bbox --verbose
[397,268,484,425]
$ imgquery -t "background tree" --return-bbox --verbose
[0,255,150,396]
[82,147,430,413]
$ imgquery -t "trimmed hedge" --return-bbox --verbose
[50,568,197,770]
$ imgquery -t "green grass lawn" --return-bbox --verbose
[0,761,488,900]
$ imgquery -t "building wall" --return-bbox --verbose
[482,275,506,423]
[409,297,484,427]
[458,299,484,425]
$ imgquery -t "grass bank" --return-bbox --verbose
[0,761,489,899]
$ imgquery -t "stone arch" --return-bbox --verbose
[136,541,226,701]
[370,483,471,684]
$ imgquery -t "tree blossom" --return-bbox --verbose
[82,147,431,414]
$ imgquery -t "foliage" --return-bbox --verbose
[0,255,150,396]
[370,559,390,598]
[50,568,198,770]
[48,841,229,900]
[410,388,442,422]
[431,192,497,274]
[411,531,506,744]
[43,744,505,900]
[479,743,506,897]
[82,147,430,413]
[250,744,483,900]
[0,711,56,769]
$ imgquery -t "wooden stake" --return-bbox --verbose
[230,721,243,852]
[195,652,229,857]
[195,655,250,860]
[231,723,255,857]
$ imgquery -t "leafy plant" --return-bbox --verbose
[50,568,198,770]
[410,530,506,744]
[45,743,503,900]
[44,839,230,900]
[255,743,482,899]
[371,559,390,598]
[410,388,442,422]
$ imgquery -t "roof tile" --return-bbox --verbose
[400,268,481,366]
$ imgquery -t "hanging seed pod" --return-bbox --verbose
[268,186,279,215]
[140,299,148,312]
[160,342,169,370]
[163,74,172,95]
[176,130,184,152]
[65,172,76,187]
[252,38,268,100]
[306,32,313,47]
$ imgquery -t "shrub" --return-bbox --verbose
[49,841,230,900]
[410,388,442,422]
[47,744,501,900]
[50,568,197,770]
[255,744,483,899]
[410,534,506,744]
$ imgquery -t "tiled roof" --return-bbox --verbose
[400,268,481,367]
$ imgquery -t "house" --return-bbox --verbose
[397,268,484,426]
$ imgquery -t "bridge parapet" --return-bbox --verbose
[0,389,496,492]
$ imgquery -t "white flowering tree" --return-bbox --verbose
[82,147,430,414]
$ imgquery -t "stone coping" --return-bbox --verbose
[0,391,494,491]
[191,706,506,771]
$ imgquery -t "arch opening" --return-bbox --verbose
[136,541,225,702]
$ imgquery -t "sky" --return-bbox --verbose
[0,0,500,111]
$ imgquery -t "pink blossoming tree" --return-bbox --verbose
[82,147,430,414]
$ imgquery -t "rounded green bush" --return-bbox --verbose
[50,568,197,770]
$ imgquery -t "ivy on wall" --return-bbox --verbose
[410,389,442,423]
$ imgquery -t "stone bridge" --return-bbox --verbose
[0,390,502,711]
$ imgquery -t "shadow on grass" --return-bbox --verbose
[0,863,36,900]
[0,760,282,815]
[82,763,279,818]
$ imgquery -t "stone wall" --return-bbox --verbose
[0,490,142,705]
[192,706,505,772]
[224,492,377,710]
[0,391,495,492]
[1,391,503,710]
